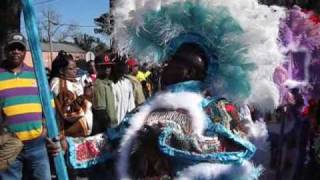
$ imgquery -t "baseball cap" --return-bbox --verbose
[6,33,27,48]
[127,58,139,68]
[95,54,115,66]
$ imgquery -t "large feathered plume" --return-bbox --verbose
[112,0,285,111]
[278,6,320,100]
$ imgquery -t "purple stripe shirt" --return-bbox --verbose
[0,64,34,73]
[0,87,39,98]
[7,113,42,124]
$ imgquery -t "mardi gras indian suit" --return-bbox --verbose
[65,0,286,179]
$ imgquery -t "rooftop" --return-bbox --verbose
[26,42,85,53]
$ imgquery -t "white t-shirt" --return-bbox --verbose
[50,77,84,97]
[111,78,135,124]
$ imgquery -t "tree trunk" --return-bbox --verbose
[0,0,22,61]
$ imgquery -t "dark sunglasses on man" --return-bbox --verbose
[7,44,26,52]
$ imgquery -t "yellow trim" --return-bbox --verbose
[0,79,37,91]
[3,103,42,116]
[51,99,55,108]
[15,127,43,141]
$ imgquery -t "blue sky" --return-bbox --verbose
[22,0,109,40]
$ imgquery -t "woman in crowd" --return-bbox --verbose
[50,53,93,137]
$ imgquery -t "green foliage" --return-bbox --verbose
[73,33,107,52]
[94,13,114,36]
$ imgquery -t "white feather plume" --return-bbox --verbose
[117,92,207,179]
[177,160,263,180]
[112,0,286,111]
[283,79,308,89]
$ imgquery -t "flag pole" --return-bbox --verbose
[21,0,69,179]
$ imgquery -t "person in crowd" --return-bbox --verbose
[46,0,285,179]
[93,52,135,131]
[77,60,96,89]
[49,50,67,83]
[126,58,146,106]
[136,62,153,98]
[0,33,51,180]
[136,63,151,82]
[268,87,309,180]
[86,52,136,179]
[50,54,93,137]
[149,65,161,94]
[91,55,115,135]
[108,53,136,126]
[87,60,97,82]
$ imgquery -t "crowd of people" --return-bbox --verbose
[48,49,163,137]
[0,32,163,179]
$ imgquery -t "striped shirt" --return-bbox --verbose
[0,64,43,141]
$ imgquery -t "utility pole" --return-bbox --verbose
[43,8,63,67]
[109,0,115,49]
[47,10,53,64]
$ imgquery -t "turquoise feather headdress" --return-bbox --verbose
[113,0,285,110]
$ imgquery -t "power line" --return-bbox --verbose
[58,23,96,28]
[34,0,58,5]
[47,19,96,28]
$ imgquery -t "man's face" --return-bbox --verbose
[131,64,139,76]
[105,66,112,77]
[96,64,113,79]
[88,61,97,74]
[161,59,189,87]
[6,43,26,68]
[160,54,206,87]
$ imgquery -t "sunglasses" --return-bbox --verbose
[8,44,26,52]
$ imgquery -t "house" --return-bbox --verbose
[25,42,86,68]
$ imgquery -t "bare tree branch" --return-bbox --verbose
[40,8,79,42]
